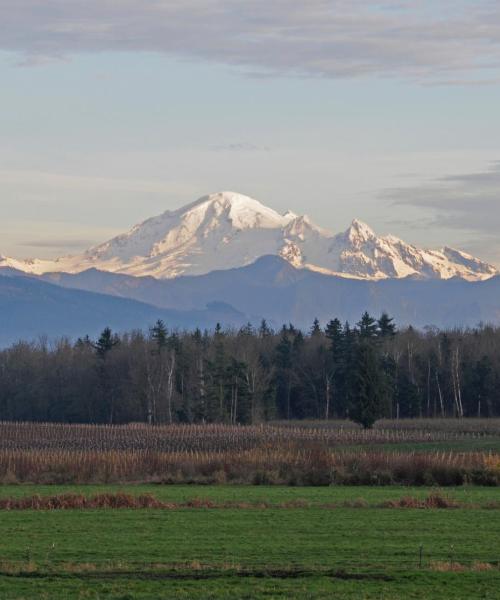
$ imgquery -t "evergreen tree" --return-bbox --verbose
[325,319,343,360]
[94,327,118,359]
[189,328,208,422]
[379,353,397,418]
[2,312,500,425]
[357,312,379,340]
[258,319,272,337]
[324,318,346,417]
[275,329,294,419]
[395,368,420,418]
[293,330,305,353]
[467,356,495,417]
[347,340,388,428]
[207,325,227,421]
[150,319,168,349]
[75,335,92,350]
[310,318,321,337]
[378,313,396,338]
[93,327,119,423]
[239,322,255,337]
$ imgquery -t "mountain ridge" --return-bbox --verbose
[0,270,249,347]
[1,191,497,281]
[3,255,500,332]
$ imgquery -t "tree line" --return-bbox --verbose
[0,313,499,427]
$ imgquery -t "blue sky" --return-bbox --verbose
[1,1,500,265]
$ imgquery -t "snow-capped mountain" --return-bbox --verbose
[321,219,498,281]
[1,191,497,281]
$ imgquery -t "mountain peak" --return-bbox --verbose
[345,219,376,243]
[1,192,497,282]
[196,190,262,211]
[182,191,292,230]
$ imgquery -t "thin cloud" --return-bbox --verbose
[384,162,500,234]
[21,239,95,249]
[14,53,68,68]
[381,161,500,264]
[209,143,271,152]
[2,1,500,83]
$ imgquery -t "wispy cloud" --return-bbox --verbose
[14,53,67,68]
[384,161,500,234]
[381,161,500,264]
[3,1,500,83]
[21,238,94,249]
[0,169,181,194]
[209,143,271,152]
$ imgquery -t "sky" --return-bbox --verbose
[1,0,500,266]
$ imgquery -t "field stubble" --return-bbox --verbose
[0,419,499,486]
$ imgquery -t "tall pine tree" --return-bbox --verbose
[347,340,388,428]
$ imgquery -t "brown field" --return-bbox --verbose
[0,420,499,486]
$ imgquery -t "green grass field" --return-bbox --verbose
[0,485,500,599]
[1,483,500,505]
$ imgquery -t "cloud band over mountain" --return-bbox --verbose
[382,161,500,264]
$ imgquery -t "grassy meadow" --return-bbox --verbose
[0,419,499,598]
[0,485,500,598]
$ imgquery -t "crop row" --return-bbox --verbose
[0,421,498,453]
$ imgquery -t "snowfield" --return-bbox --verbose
[1,191,497,282]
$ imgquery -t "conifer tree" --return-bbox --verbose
[93,327,119,423]
[325,319,343,360]
[378,312,396,338]
[357,312,379,340]
[310,318,321,337]
[94,327,118,359]
[258,319,272,337]
[207,323,227,421]
[275,329,294,419]
[324,318,345,417]
[151,319,168,349]
[347,340,388,428]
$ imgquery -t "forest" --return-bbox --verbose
[0,312,499,426]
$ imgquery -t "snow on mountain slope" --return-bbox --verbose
[1,191,497,281]
[74,192,302,278]
[0,255,54,274]
[320,220,498,281]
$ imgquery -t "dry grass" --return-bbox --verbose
[1,492,498,511]
[0,445,497,486]
[0,420,498,453]
[0,492,165,510]
[0,493,313,511]
[380,493,459,509]
[341,498,369,508]
[0,421,498,486]
[430,561,497,572]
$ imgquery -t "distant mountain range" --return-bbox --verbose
[1,191,499,345]
[39,254,500,326]
[1,191,497,281]
[0,271,246,347]
[1,256,500,346]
